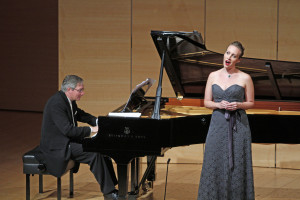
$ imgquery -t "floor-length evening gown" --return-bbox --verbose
[197,84,255,200]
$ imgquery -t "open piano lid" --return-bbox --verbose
[151,30,300,101]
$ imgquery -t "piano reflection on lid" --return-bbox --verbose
[83,30,300,200]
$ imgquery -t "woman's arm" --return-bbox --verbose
[239,73,255,109]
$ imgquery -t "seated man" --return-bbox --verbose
[39,75,118,200]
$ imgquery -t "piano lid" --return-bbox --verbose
[151,30,300,101]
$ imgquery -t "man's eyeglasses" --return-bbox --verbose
[73,88,84,93]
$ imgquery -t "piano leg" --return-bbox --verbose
[146,156,157,182]
[130,158,140,194]
[117,163,129,200]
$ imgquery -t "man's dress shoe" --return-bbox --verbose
[104,189,118,200]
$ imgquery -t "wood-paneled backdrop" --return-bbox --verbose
[59,0,300,168]
[1,0,294,168]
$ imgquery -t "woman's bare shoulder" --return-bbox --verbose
[209,69,222,78]
[239,70,252,80]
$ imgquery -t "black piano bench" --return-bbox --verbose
[22,146,78,200]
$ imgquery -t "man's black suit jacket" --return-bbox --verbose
[40,91,97,177]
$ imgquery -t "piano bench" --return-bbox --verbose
[22,146,78,200]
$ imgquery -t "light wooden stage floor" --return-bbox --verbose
[1,110,300,200]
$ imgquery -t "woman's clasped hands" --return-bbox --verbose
[219,100,239,111]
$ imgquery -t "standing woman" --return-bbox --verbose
[197,41,255,200]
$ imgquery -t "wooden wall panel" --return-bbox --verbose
[132,0,205,164]
[132,0,205,98]
[277,145,300,169]
[278,0,300,62]
[205,0,278,60]
[252,144,275,167]
[59,0,131,116]
[0,0,58,112]
[276,0,300,169]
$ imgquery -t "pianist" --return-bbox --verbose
[39,75,118,199]
[197,41,255,199]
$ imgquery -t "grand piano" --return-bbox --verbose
[83,30,300,200]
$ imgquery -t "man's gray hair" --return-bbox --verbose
[61,75,83,92]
